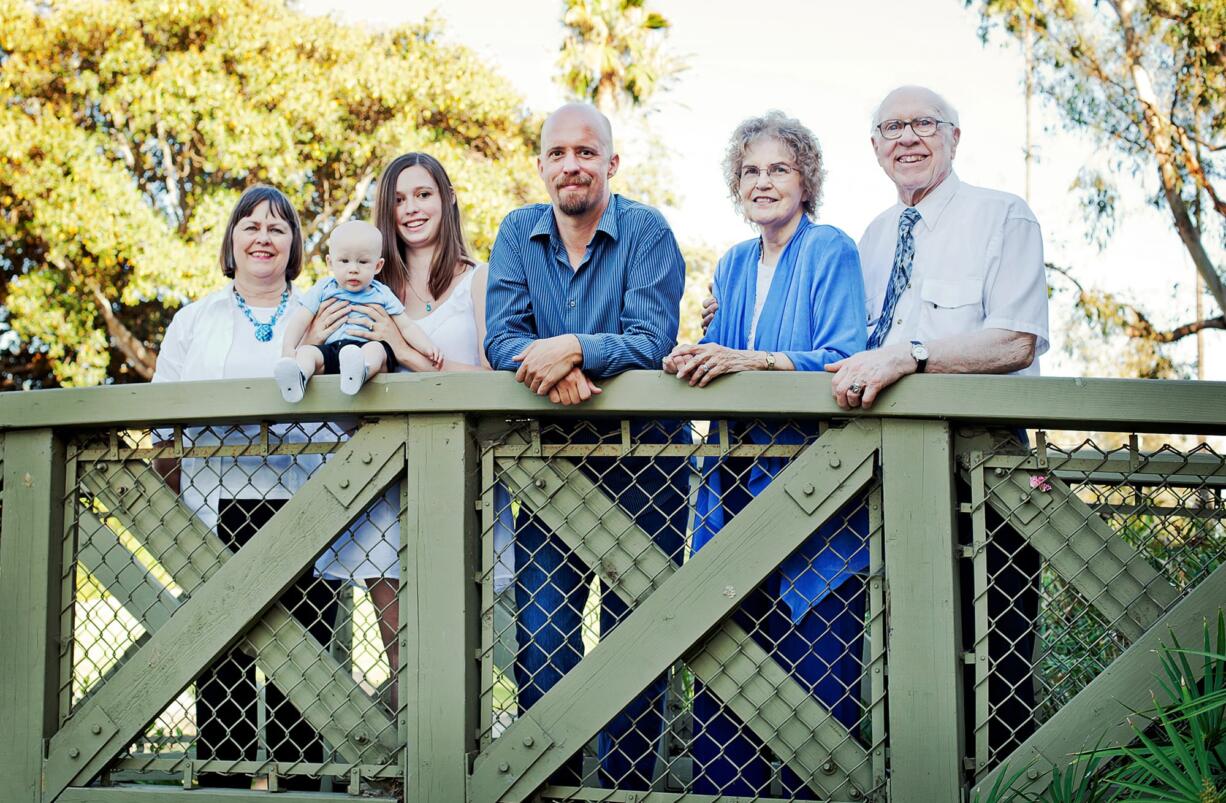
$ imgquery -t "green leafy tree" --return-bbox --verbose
[0,0,540,388]
[971,0,1226,376]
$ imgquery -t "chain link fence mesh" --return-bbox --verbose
[38,412,1226,800]
[961,430,1226,779]
[60,421,403,791]
[478,416,884,800]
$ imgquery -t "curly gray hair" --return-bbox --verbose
[723,111,826,220]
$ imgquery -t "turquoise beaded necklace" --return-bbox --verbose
[233,285,290,343]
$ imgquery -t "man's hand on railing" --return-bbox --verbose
[547,367,602,405]
[825,345,915,410]
[513,334,583,396]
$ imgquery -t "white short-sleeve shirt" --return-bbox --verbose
[858,172,1050,374]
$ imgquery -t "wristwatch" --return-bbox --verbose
[910,340,929,373]
[764,352,777,370]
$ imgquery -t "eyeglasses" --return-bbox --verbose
[875,117,953,140]
[739,163,798,183]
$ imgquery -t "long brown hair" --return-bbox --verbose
[373,153,473,303]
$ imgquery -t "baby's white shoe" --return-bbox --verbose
[274,357,306,403]
[339,344,367,395]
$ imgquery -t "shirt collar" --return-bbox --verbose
[912,171,960,232]
[529,193,622,243]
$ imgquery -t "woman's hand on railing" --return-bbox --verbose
[665,342,762,387]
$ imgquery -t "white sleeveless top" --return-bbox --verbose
[400,266,483,369]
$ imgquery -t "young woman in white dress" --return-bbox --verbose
[315,153,511,686]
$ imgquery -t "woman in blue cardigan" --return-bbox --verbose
[664,111,868,798]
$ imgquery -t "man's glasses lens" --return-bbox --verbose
[879,117,941,139]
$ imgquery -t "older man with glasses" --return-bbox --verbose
[826,84,1050,761]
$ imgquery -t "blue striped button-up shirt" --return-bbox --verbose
[484,194,685,377]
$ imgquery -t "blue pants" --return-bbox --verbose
[513,422,687,790]
[691,576,866,797]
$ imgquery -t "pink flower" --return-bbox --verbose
[1029,474,1052,493]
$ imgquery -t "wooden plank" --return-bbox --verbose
[0,430,65,803]
[403,415,478,801]
[969,457,991,772]
[538,786,779,802]
[471,423,879,802]
[76,511,179,634]
[882,420,964,803]
[107,756,402,778]
[983,451,1226,484]
[74,452,401,766]
[867,484,888,788]
[59,452,80,727]
[66,512,181,702]
[971,560,1226,799]
[978,466,1178,640]
[43,420,407,799]
[3,372,1225,436]
[685,619,874,797]
[57,786,395,803]
[478,444,497,750]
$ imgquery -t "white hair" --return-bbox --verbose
[870,86,960,135]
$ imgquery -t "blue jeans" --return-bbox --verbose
[513,421,687,790]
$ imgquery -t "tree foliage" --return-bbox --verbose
[0,0,541,388]
[556,0,684,115]
[971,0,1226,372]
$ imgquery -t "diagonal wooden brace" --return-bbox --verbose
[971,559,1226,799]
[965,461,1178,641]
[45,419,407,799]
[75,457,401,767]
[472,423,879,801]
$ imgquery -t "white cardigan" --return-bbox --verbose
[152,284,336,532]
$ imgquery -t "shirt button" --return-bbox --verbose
[896,318,903,325]
[568,299,576,308]
[906,282,912,289]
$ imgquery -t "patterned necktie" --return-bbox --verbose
[867,207,921,349]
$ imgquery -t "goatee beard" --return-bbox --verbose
[558,195,595,216]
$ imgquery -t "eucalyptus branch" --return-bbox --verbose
[304,169,376,264]
[54,256,158,379]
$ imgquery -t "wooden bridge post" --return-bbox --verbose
[882,419,966,802]
[0,429,66,802]
[402,414,480,801]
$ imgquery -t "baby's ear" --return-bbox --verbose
[375,257,385,273]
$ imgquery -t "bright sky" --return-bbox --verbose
[300,0,1222,380]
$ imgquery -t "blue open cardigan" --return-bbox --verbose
[692,216,868,623]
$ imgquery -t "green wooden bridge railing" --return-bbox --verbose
[0,371,1222,802]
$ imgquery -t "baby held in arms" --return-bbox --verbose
[274,220,441,402]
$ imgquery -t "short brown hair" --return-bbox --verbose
[219,185,304,281]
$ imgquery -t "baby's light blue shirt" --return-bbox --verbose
[298,276,405,345]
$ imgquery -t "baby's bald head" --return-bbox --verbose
[328,220,383,257]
